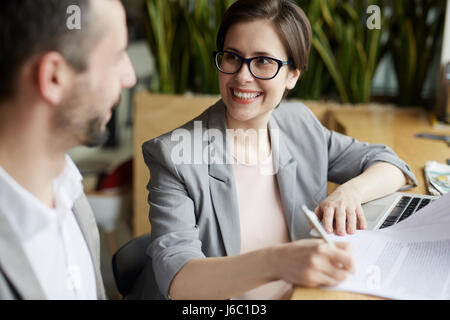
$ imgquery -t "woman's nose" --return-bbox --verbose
[234,62,254,83]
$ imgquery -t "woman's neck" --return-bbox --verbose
[226,112,272,165]
[225,109,272,131]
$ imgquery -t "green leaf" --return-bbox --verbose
[312,36,349,103]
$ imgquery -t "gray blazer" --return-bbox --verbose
[0,194,106,300]
[136,99,417,299]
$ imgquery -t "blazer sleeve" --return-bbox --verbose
[142,138,205,299]
[320,120,418,189]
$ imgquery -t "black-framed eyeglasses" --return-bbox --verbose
[213,50,292,80]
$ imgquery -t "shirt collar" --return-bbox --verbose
[53,155,83,210]
[0,155,83,240]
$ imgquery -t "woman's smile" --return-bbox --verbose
[230,87,264,105]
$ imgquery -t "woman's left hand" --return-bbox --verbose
[314,185,367,236]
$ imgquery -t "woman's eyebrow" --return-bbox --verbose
[224,47,275,57]
[224,47,242,54]
[253,51,274,56]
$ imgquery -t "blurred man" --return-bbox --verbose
[0,0,136,299]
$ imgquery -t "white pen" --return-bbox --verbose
[301,205,336,248]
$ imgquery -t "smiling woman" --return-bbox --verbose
[218,19,301,127]
[137,0,417,301]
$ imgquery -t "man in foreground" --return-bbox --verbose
[0,0,136,299]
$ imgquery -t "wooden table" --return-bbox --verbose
[291,288,382,300]
[291,105,450,300]
[326,106,450,195]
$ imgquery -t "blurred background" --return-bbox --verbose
[142,0,448,107]
[68,0,450,299]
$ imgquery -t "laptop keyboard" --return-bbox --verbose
[379,196,434,229]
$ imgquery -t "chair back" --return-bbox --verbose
[112,233,151,296]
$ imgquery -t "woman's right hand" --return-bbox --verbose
[270,239,355,288]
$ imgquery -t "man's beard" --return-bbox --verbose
[83,116,110,147]
[84,95,121,147]
[54,104,111,148]
[54,83,121,148]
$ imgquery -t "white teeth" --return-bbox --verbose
[233,89,261,99]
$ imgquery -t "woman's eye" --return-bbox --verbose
[256,58,272,65]
[225,53,239,61]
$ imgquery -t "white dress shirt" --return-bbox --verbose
[0,155,97,300]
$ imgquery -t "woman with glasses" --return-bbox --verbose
[140,0,417,300]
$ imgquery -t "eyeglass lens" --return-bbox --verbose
[216,52,279,79]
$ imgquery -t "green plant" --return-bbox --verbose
[291,0,332,100]
[307,0,387,104]
[183,0,234,94]
[146,0,177,93]
[386,0,446,106]
[144,0,446,108]
[145,0,233,94]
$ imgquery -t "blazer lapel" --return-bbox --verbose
[72,194,106,299]
[269,117,298,241]
[207,101,241,257]
[0,210,45,299]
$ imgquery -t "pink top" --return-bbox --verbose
[231,153,293,300]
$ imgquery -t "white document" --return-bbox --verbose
[326,192,450,300]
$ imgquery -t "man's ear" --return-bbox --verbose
[35,52,72,106]
[285,68,301,90]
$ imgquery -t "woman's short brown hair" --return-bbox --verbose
[216,0,312,72]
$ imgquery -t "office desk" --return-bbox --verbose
[327,106,450,195]
[291,106,450,300]
[291,288,382,300]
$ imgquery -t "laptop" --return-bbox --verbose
[362,192,439,230]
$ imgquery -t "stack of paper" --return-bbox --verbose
[424,161,450,195]
[327,192,450,300]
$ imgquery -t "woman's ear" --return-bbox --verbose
[285,68,301,90]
